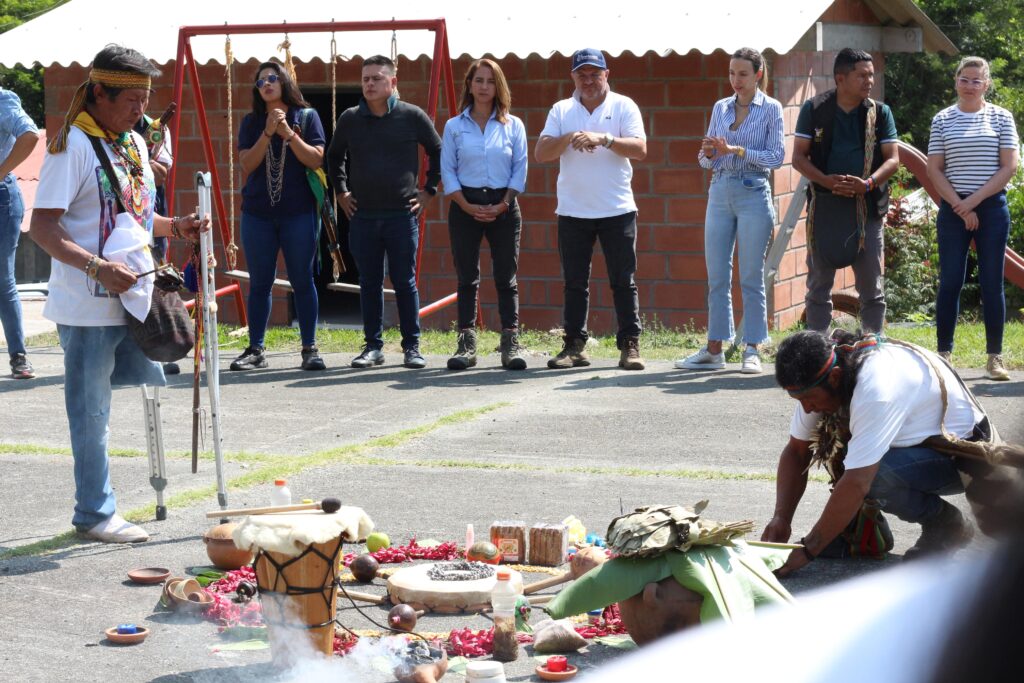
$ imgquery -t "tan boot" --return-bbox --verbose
[618,337,645,371]
[547,336,590,369]
[985,354,1009,381]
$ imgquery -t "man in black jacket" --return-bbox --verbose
[792,48,899,334]
[326,55,442,369]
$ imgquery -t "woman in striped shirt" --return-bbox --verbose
[927,56,1019,381]
[676,47,784,374]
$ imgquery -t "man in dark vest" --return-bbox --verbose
[792,48,899,334]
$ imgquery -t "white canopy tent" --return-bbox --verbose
[0,0,954,68]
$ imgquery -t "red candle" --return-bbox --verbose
[546,656,568,672]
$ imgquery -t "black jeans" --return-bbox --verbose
[448,187,521,330]
[557,211,641,345]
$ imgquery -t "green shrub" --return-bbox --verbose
[884,196,938,322]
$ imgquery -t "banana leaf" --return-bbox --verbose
[545,541,793,624]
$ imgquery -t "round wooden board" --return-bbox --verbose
[386,563,523,613]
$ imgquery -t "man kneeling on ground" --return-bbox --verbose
[762,330,1019,576]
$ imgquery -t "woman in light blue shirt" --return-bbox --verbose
[441,58,528,370]
[676,47,784,375]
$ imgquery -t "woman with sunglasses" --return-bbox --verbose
[231,62,326,371]
[440,58,528,370]
[927,56,1019,381]
[675,47,784,374]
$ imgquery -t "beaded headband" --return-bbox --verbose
[785,349,837,396]
[48,67,153,154]
[89,68,152,90]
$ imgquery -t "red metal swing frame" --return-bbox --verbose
[167,19,460,324]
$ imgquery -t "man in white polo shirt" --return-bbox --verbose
[535,48,648,370]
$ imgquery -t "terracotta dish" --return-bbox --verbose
[105,626,149,645]
[127,567,171,585]
[535,664,578,681]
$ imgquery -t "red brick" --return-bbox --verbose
[638,253,667,279]
[525,56,549,80]
[652,282,706,309]
[653,168,705,195]
[668,140,704,165]
[661,310,708,332]
[608,52,651,79]
[521,222,552,250]
[652,110,706,137]
[667,80,722,108]
[668,253,708,280]
[667,198,708,225]
[631,169,652,195]
[521,251,562,279]
[651,51,702,79]
[527,307,563,332]
[778,250,797,280]
[702,51,731,78]
[615,81,665,108]
[653,225,704,252]
[522,196,558,221]
[775,306,802,331]
[636,197,667,224]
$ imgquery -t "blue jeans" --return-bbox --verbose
[57,324,165,529]
[867,445,964,524]
[240,210,320,348]
[936,192,1009,355]
[348,213,421,350]
[704,173,774,344]
[0,173,26,356]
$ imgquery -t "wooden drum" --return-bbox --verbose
[233,508,373,665]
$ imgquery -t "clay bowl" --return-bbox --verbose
[162,577,203,609]
[178,589,214,613]
[105,626,149,645]
[203,522,254,570]
[127,567,171,585]
[536,663,578,681]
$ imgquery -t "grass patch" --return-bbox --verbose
[29,318,1016,368]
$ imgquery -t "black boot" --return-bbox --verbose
[500,329,527,370]
[904,502,974,561]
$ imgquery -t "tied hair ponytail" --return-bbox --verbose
[732,47,767,91]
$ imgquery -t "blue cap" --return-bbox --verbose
[572,48,607,71]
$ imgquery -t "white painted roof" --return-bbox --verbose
[0,0,844,67]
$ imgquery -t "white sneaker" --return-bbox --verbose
[675,346,726,370]
[741,347,762,374]
[82,513,150,543]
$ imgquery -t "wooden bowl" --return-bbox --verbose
[536,663,578,681]
[127,567,171,585]
[105,626,149,645]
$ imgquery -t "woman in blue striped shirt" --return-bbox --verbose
[676,47,784,374]
[927,56,1019,381]
[441,58,528,371]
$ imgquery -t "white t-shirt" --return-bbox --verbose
[790,344,984,470]
[927,103,1019,195]
[539,90,645,219]
[37,127,156,326]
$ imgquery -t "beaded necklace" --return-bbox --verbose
[265,136,287,206]
[106,133,147,219]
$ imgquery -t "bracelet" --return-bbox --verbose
[736,146,746,159]
[85,255,103,281]
[171,215,192,240]
[865,176,876,192]
[798,537,817,562]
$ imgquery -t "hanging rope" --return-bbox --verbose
[278,30,298,84]
[224,32,239,271]
[330,27,340,280]
[390,21,400,99]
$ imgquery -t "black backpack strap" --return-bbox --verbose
[86,134,127,215]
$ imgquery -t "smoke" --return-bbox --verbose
[278,636,410,682]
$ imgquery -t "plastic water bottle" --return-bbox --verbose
[270,479,291,507]
[491,569,520,662]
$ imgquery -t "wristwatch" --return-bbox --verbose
[603,132,614,148]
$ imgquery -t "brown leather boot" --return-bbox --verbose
[547,336,590,369]
[619,337,645,370]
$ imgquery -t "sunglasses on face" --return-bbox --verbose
[256,74,280,88]
[957,77,986,88]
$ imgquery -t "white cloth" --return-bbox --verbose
[102,213,154,322]
[790,344,984,470]
[233,508,375,557]
[36,127,156,326]
[539,90,645,218]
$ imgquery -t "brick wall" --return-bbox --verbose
[39,0,892,334]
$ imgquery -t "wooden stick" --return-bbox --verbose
[522,571,572,595]
[338,589,386,605]
[204,498,338,518]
